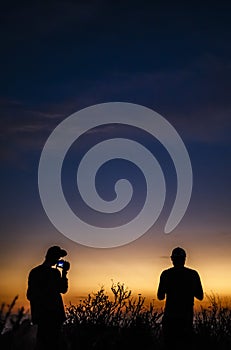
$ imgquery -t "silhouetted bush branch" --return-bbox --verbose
[194,293,231,349]
[1,286,231,349]
[0,296,30,349]
[64,282,163,349]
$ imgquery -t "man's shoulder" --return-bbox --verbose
[184,267,199,275]
[161,267,199,275]
[160,268,174,276]
[29,265,60,277]
[29,264,43,274]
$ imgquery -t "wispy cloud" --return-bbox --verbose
[45,54,231,144]
[1,54,230,166]
[0,99,67,165]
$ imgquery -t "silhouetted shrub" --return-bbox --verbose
[0,296,30,349]
[1,286,231,349]
[64,282,163,349]
[194,294,231,349]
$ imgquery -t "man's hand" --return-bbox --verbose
[63,260,70,272]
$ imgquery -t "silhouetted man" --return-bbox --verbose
[27,246,70,350]
[157,247,203,349]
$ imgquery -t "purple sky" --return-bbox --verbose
[1,1,231,304]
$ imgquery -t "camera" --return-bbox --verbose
[57,260,64,268]
[56,259,70,271]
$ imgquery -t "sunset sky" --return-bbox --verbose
[1,1,231,309]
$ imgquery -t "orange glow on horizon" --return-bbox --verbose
[1,228,231,311]
[1,256,231,310]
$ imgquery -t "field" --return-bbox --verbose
[1,283,231,349]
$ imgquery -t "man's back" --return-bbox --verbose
[158,266,203,318]
[157,247,203,349]
[27,264,67,297]
[27,246,70,349]
[27,264,67,324]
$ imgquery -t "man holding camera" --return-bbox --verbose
[27,246,70,349]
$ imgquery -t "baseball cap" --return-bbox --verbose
[45,246,67,259]
[171,247,186,258]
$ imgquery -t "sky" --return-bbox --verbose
[1,1,231,309]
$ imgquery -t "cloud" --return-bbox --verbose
[0,99,67,165]
[1,54,230,166]
[78,55,231,144]
[53,56,230,144]
[0,99,65,133]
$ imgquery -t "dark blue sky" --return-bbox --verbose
[1,1,231,303]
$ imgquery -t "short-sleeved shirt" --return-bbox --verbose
[158,267,203,320]
[27,264,68,324]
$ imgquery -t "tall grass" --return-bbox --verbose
[64,284,231,350]
[194,294,231,349]
[0,296,27,334]
[64,282,163,349]
[1,284,231,349]
[0,296,30,349]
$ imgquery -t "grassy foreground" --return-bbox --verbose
[1,283,231,349]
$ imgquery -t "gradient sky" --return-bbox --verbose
[1,1,231,309]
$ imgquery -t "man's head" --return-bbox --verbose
[45,246,67,265]
[171,247,186,267]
